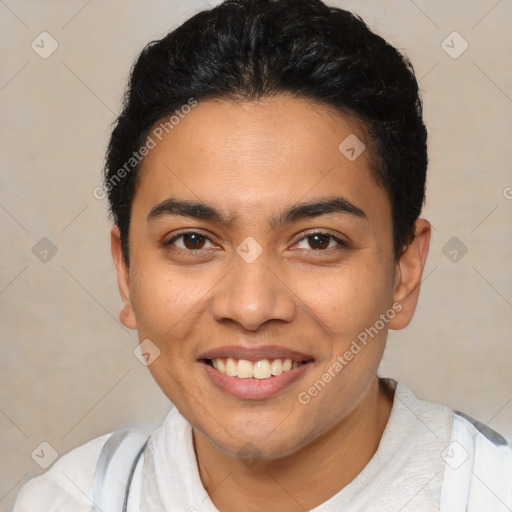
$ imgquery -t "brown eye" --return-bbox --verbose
[166,232,214,251]
[182,233,207,249]
[295,232,346,251]
[307,234,330,250]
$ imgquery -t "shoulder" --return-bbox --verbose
[13,432,112,512]
[455,410,512,467]
[440,411,512,511]
[387,380,512,509]
[453,410,510,447]
[452,410,512,471]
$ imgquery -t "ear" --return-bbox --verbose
[389,219,431,330]
[111,225,137,330]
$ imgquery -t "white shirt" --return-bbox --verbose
[13,379,512,511]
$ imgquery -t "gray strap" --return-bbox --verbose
[91,430,148,512]
[123,440,148,512]
[454,410,508,446]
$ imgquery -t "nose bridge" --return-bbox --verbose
[210,247,296,330]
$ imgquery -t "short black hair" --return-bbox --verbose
[104,0,427,264]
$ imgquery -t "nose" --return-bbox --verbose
[210,251,297,331]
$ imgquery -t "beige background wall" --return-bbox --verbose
[1,0,511,509]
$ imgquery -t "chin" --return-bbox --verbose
[196,409,315,462]
[215,431,306,463]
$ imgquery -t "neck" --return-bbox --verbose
[193,377,394,512]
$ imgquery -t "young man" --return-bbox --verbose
[14,0,512,510]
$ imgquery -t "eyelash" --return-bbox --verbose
[162,229,349,254]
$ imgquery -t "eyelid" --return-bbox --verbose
[292,230,349,250]
[163,228,349,253]
[163,229,218,251]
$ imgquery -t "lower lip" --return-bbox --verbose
[201,361,311,400]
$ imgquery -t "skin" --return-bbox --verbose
[111,95,431,511]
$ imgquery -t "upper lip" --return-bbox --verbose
[197,345,314,362]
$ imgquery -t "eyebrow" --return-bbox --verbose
[147,196,367,227]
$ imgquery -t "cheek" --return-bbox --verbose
[293,255,394,339]
[128,257,210,347]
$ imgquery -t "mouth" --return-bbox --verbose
[202,357,311,380]
[197,346,314,400]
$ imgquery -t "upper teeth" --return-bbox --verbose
[211,357,301,379]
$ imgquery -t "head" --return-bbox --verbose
[106,0,430,460]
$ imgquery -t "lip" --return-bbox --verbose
[197,344,315,400]
[197,344,314,362]
[200,359,313,400]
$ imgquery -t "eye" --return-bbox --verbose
[294,232,347,251]
[165,231,215,251]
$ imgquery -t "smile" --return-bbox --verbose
[197,345,314,399]
[205,357,307,380]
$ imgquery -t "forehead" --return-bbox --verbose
[133,95,390,226]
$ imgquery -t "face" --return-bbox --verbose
[111,95,428,460]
